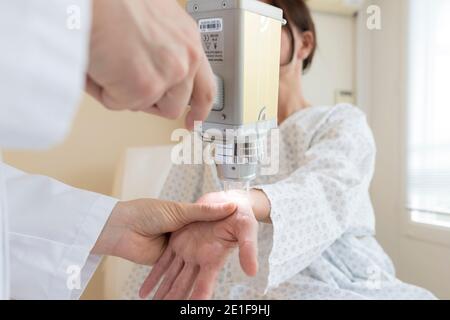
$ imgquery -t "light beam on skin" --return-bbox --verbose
[222,182,251,211]
[222,180,250,193]
[222,185,252,213]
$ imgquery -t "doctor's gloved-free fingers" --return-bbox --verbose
[146,69,196,121]
[185,56,216,130]
[139,249,175,299]
[85,76,102,102]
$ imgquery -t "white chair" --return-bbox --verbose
[101,145,174,299]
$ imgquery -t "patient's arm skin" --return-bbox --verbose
[139,190,265,300]
[249,188,272,224]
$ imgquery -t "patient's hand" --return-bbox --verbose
[139,191,259,300]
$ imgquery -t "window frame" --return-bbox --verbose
[401,0,450,247]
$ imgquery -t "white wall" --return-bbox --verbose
[357,0,403,268]
[357,0,450,299]
[303,12,355,107]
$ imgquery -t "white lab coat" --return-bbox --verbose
[0,0,118,299]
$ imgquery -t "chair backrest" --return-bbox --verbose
[103,145,174,299]
[112,145,174,200]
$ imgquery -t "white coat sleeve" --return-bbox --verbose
[257,107,377,290]
[3,163,118,299]
[0,0,91,149]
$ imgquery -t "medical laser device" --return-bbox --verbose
[187,0,284,191]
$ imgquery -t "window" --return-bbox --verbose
[407,0,450,228]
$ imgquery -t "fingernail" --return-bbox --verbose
[224,202,236,211]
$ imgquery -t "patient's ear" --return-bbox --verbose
[297,31,315,62]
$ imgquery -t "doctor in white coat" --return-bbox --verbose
[0,0,228,299]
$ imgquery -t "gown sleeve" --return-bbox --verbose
[257,106,377,290]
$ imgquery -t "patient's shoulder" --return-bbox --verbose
[308,104,370,133]
[285,104,369,134]
[312,104,375,151]
[285,104,367,126]
[287,104,372,144]
[328,103,368,121]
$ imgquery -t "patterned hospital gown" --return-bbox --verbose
[122,104,436,300]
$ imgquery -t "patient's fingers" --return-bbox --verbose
[153,256,184,300]
[139,249,175,299]
[164,264,200,300]
[189,266,220,300]
[237,216,259,277]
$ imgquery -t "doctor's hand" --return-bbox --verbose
[139,191,259,300]
[92,198,236,266]
[87,0,215,130]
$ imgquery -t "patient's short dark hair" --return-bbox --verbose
[271,0,317,71]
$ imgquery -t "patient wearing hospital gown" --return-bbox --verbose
[122,0,435,300]
[122,104,435,300]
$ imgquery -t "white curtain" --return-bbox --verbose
[407,0,450,225]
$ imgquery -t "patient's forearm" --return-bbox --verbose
[249,189,272,224]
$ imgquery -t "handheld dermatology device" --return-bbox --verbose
[187,0,284,190]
